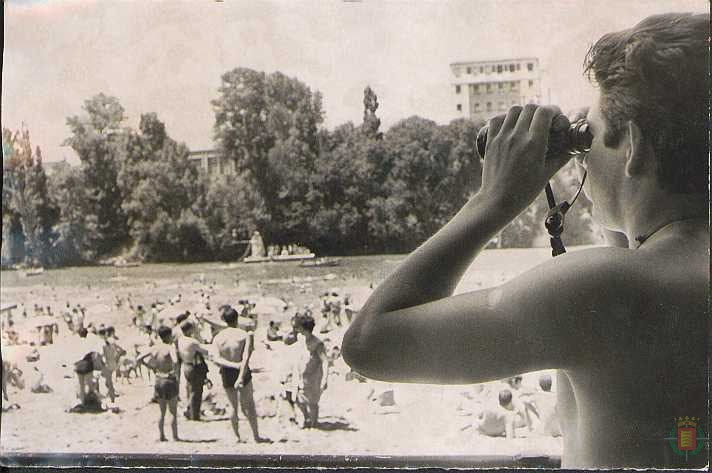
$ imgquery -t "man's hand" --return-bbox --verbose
[478,104,571,216]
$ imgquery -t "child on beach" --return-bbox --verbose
[137,325,181,442]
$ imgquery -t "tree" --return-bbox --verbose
[118,113,207,261]
[212,68,324,244]
[64,93,129,257]
[362,86,382,139]
[2,126,59,266]
[49,163,98,264]
[366,116,484,252]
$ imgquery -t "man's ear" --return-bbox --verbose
[624,121,647,178]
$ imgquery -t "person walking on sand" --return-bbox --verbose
[137,326,180,442]
[208,307,271,443]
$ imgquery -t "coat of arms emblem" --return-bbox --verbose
[665,416,709,461]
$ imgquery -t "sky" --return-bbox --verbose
[2,0,707,163]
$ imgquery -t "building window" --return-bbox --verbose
[466,67,471,74]
[527,62,534,71]
[480,66,484,73]
[509,64,515,72]
[455,85,461,94]
[486,102,492,111]
[516,63,521,71]
[498,82,504,90]
[529,79,534,87]
[486,83,492,93]
[511,81,519,90]
[456,104,462,112]
[497,64,503,73]
[207,157,218,175]
[473,84,479,93]
[474,103,481,111]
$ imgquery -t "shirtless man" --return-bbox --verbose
[343,13,708,468]
[209,307,270,443]
[99,326,122,404]
[177,320,209,421]
[138,326,180,442]
[533,374,561,437]
[473,389,521,439]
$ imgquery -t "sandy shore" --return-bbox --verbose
[1,251,562,461]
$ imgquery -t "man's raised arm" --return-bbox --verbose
[342,105,626,384]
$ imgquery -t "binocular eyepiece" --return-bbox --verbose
[476,115,593,160]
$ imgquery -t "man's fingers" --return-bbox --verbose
[500,106,523,133]
[529,106,557,145]
[514,104,538,134]
[487,114,506,138]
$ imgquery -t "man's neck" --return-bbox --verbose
[622,192,707,248]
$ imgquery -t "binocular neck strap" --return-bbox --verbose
[543,171,587,258]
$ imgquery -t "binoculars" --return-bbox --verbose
[476,115,593,160]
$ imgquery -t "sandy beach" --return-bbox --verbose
[1,250,563,461]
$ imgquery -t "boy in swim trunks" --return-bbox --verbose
[209,307,270,443]
[138,325,180,441]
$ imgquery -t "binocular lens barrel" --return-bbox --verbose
[476,117,592,160]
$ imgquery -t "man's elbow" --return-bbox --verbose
[341,327,364,371]
[342,324,400,382]
[342,325,379,378]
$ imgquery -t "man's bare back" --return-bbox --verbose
[557,228,708,467]
[176,334,206,365]
[212,327,248,363]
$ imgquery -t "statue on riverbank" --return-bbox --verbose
[250,231,266,258]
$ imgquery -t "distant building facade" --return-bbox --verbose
[188,149,236,177]
[450,57,542,122]
[43,160,71,176]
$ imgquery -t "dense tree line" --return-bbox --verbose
[1,68,598,267]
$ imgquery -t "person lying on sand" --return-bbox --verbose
[137,325,181,442]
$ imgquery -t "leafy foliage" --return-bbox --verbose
[2,126,59,266]
[2,73,598,266]
[64,93,129,256]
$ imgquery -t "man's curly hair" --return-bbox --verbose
[584,13,709,194]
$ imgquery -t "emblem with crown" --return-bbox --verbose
[664,416,709,461]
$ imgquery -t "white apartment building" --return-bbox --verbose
[450,57,542,122]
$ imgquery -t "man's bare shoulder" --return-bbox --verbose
[212,327,245,343]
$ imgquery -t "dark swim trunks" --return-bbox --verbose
[74,352,97,375]
[154,375,179,400]
[220,366,252,389]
